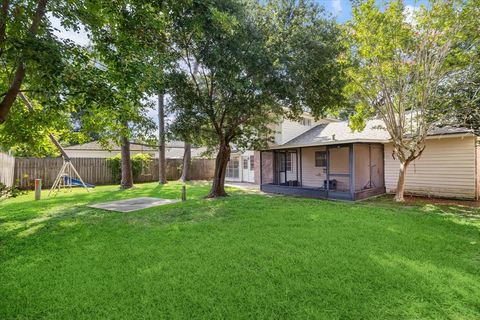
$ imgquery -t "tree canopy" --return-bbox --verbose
[345,0,472,201]
[167,0,345,196]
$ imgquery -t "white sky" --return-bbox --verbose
[49,14,91,46]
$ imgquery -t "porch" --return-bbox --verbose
[260,143,385,201]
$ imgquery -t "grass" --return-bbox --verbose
[1,182,479,319]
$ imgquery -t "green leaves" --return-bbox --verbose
[107,152,153,183]
[346,0,479,178]
[168,0,345,151]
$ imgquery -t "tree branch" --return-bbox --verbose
[0,0,9,56]
[0,0,48,124]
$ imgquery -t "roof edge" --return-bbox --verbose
[268,132,476,150]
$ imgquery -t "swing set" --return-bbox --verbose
[19,93,94,196]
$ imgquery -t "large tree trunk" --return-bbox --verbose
[158,93,167,184]
[207,142,230,198]
[394,161,409,202]
[120,135,134,189]
[180,142,191,182]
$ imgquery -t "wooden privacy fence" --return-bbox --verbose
[0,152,15,187]
[14,157,215,189]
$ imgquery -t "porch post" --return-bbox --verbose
[349,144,355,200]
[381,144,385,189]
[299,148,303,187]
[259,151,263,186]
[369,144,372,189]
[326,146,330,195]
[273,150,277,185]
[295,150,299,185]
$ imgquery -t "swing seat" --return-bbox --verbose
[63,176,95,188]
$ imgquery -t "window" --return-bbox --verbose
[226,158,239,178]
[300,117,312,126]
[243,158,248,169]
[315,151,327,167]
[250,155,255,170]
[280,152,293,171]
[286,153,292,171]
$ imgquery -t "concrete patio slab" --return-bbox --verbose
[89,197,180,212]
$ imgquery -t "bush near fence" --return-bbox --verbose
[13,157,215,189]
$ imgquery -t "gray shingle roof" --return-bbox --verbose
[65,140,187,151]
[64,140,207,159]
[274,119,474,149]
[426,126,474,136]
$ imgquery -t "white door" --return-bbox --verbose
[247,155,255,183]
[242,157,250,182]
[242,155,255,183]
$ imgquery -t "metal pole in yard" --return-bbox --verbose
[182,185,187,201]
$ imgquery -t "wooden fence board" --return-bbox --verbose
[14,157,215,189]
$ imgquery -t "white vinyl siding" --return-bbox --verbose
[277,117,332,145]
[384,136,477,199]
[280,118,315,144]
[301,147,327,188]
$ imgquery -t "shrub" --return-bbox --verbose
[0,182,25,200]
[107,153,153,183]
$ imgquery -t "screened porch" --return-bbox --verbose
[260,143,385,201]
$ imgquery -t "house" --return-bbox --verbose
[64,141,207,159]
[225,114,337,183]
[238,117,479,201]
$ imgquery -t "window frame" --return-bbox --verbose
[315,151,327,167]
[286,153,292,171]
[226,157,240,178]
[300,117,312,126]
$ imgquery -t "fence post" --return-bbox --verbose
[35,179,42,200]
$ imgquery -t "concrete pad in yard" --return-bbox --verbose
[89,197,180,212]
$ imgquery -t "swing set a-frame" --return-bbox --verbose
[18,93,92,196]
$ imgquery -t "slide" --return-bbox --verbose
[63,176,95,188]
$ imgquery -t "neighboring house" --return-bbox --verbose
[64,141,207,159]
[225,114,337,183]
[253,118,480,200]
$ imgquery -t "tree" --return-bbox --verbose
[0,0,49,123]
[441,67,480,135]
[158,93,167,184]
[0,0,100,155]
[346,0,463,202]
[180,143,192,182]
[120,123,134,189]
[168,0,345,197]
[440,0,480,135]
[78,1,166,189]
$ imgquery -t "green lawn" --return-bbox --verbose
[1,182,479,319]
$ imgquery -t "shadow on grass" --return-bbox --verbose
[0,181,255,241]
[1,183,480,318]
